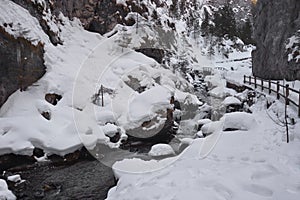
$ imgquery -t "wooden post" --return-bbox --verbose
[268,80,271,94]
[298,90,300,117]
[243,75,246,84]
[285,84,289,105]
[101,85,104,107]
[254,76,257,88]
[261,79,264,91]
[249,76,251,85]
[277,81,280,99]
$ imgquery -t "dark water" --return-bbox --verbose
[8,160,116,200]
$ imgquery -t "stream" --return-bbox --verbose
[4,80,227,200]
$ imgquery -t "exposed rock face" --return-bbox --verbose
[0,27,46,107]
[11,0,62,45]
[50,0,150,35]
[252,0,300,80]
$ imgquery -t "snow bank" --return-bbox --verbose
[201,121,223,136]
[222,112,257,131]
[148,144,175,157]
[0,179,16,200]
[222,96,242,106]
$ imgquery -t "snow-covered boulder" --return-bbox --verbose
[148,144,175,157]
[201,121,223,136]
[197,119,212,126]
[7,175,21,183]
[0,179,16,200]
[222,112,257,131]
[102,123,120,137]
[222,96,242,106]
[208,86,237,98]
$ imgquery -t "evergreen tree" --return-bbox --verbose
[200,7,211,37]
[212,1,237,39]
[238,18,254,45]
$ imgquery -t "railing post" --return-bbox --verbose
[268,80,271,94]
[249,76,251,85]
[101,85,104,107]
[277,81,280,99]
[298,89,300,117]
[243,75,246,84]
[254,76,257,88]
[286,84,290,105]
[261,79,264,91]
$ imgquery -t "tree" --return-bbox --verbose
[200,7,211,37]
[212,1,237,39]
[238,18,254,45]
[170,0,179,19]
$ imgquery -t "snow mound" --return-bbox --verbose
[222,112,257,131]
[0,179,16,200]
[197,119,212,126]
[148,144,175,157]
[201,121,223,136]
[102,123,120,137]
[7,175,21,183]
[222,96,242,106]
[209,86,237,98]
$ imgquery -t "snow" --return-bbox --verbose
[107,100,300,200]
[102,123,120,137]
[7,175,21,183]
[148,144,176,157]
[222,96,242,106]
[0,179,16,200]
[0,1,198,156]
[1,1,300,200]
[197,118,212,125]
[201,121,223,135]
[0,0,49,45]
[222,112,257,131]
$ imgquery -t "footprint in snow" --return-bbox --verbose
[243,184,273,197]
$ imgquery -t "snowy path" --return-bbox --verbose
[106,87,300,200]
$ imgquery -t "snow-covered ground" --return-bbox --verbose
[106,29,300,200]
[0,0,199,156]
[0,1,300,200]
[107,86,300,200]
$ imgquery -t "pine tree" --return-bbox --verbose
[200,7,211,37]
[238,18,254,45]
[212,1,237,39]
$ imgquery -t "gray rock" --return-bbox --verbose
[252,0,300,80]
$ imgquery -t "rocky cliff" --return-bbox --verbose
[0,26,45,107]
[252,0,300,80]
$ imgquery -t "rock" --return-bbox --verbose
[33,148,45,158]
[252,0,300,80]
[41,111,51,120]
[0,26,45,108]
[135,48,165,64]
[45,93,62,106]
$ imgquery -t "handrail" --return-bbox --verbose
[244,75,300,117]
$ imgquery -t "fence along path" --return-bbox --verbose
[243,75,300,117]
